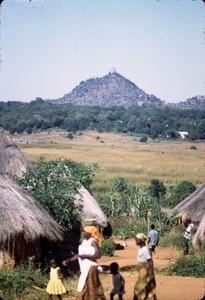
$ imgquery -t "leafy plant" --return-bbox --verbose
[159,227,185,251]
[100,239,116,257]
[15,158,98,229]
[167,181,196,208]
[189,145,197,150]
[148,179,166,199]
[163,254,205,277]
[98,177,168,229]
[139,136,148,143]
[111,219,147,239]
[67,132,74,140]
[0,261,47,300]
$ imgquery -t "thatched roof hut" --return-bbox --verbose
[170,183,205,247]
[75,186,108,228]
[0,174,64,264]
[0,129,110,264]
[0,128,33,177]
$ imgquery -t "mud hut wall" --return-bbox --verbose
[0,233,42,265]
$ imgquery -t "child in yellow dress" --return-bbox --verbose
[46,259,66,300]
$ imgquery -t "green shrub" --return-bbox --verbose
[139,136,148,143]
[111,219,147,239]
[67,132,74,140]
[100,238,116,256]
[189,145,197,150]
[167,181,196,208]
[16,158,98,230]
[159,228,185,251]
[0,261,47,300]
[164,254,205,277]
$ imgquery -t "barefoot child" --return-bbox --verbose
[46,259,66,300]
[110,262,125,300]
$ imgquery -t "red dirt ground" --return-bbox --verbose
[65,239,205,300]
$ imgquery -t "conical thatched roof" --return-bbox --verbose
[170,183,205,246]
[0,129,108,234]
[170,183,205,223]
[0,174,63,243]
[74,186,108,227]
[0,128,33,177]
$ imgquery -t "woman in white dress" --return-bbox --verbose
[63,226,106,300]
[133,233,157,300]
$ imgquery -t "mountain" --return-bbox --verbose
[48,70,165,108]
[168,95,205,109]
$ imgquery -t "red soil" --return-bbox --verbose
[65,239,204,300]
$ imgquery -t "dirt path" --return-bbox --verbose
[65,239,205,300]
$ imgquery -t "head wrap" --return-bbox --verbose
[136,233,147,242]
[83,225,102,246]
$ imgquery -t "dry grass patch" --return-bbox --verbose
[14,130,205,187]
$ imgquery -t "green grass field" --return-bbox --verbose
[16,130,205,191]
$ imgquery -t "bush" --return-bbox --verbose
[111,219,147,240]
[16,158,98,230]
[100,239,116,257]
[164,254,205,277]
[159,227,185,251]
[139,136,148,143]
[148,179,166,199]
[189,145,197,150]
[67,132,74,140]
[167,181,196,208]
[0,261,47,300]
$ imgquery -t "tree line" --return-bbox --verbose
[1,98,205,140]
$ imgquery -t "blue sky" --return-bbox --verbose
[0,0,205,103]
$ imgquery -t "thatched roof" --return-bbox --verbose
[74,186,108,227]
[0,128,33,177]
[0,129,108,232]
[170,183,205,223]
[170,183,205,246]
[0,174,63,243]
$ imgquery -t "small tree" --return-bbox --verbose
[168,181,196,208]
[189,145,197,150]
[16,158,98,229]
[148,179,166,199]
[139,136,148,143]
[111,177,127,193]
[67,132,74,140]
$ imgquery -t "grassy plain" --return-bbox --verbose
[16,130,205,191]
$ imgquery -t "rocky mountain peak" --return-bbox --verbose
[49,71,165,108]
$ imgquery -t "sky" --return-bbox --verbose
[0,0,205,104]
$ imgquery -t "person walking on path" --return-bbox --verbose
[133,233,157,300]
[46,259,66,300]
[109,262,125,300]
[148,224,159,257]
[62,225,106,300]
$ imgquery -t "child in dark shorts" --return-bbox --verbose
[110,262,125,300]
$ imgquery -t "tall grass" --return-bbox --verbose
[17,130,205,189]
